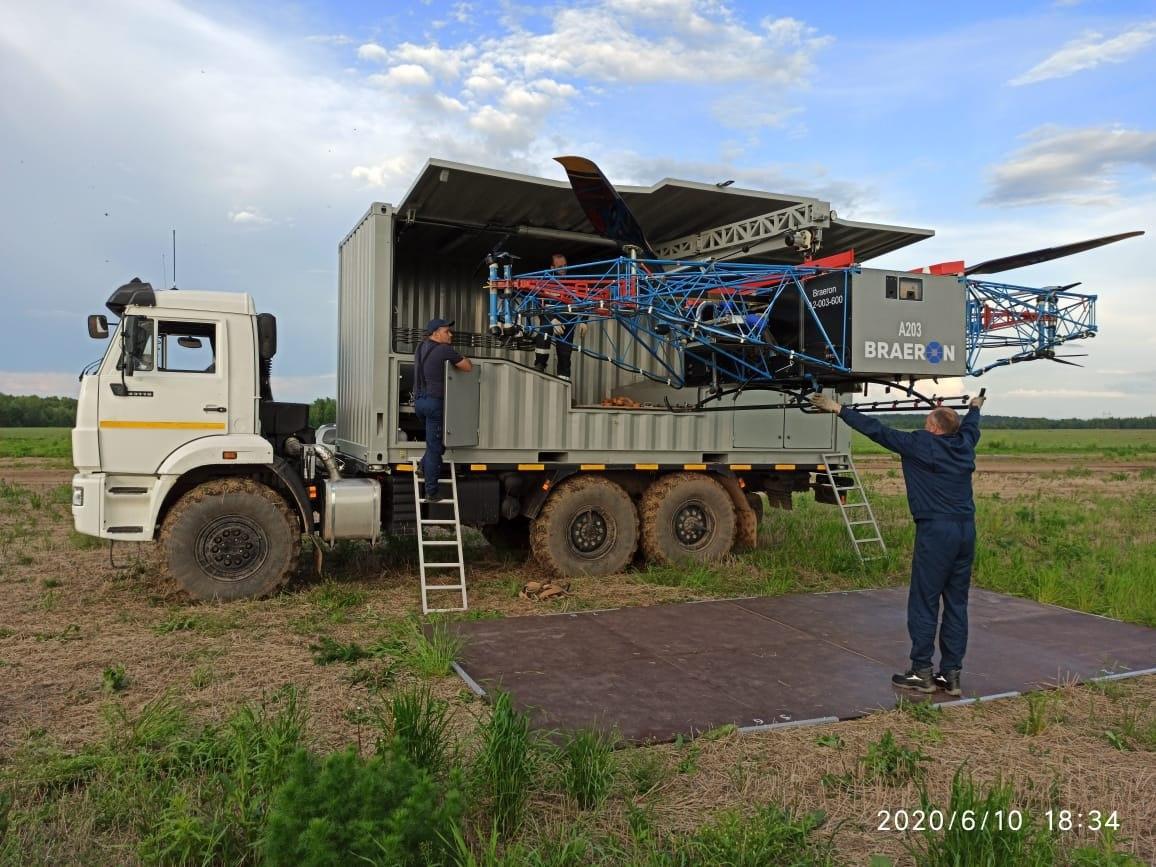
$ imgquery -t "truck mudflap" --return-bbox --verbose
[269,456,314,532]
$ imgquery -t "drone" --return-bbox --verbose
[483,156,1143,413]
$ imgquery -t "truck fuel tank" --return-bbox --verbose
[321,478,382,544]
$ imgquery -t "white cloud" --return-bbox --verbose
[357,42,388,62]
[392,43,471,80]
[984,125,1156,206]
[451,2,472,25]
[383,63,434,87]
[435,94,466,112]
[351,155,412,187]
[228,208,272,225]
[1009,21,1156,85]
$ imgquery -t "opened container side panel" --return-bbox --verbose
[338,207,388,463]
[475,362,568,451]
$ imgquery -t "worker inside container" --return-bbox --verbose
[532,253,576,382]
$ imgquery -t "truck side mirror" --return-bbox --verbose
[88,314,109,339]
[257,312,277,360]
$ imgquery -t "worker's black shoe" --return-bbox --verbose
[892,668,935,693]
[424,489,445,503]
[934,669,962,696]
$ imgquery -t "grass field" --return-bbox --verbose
[852,427,1156,457]
[0,428,70,459]
[1,452,1154,864]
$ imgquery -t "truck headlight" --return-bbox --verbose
[72,486,84,507]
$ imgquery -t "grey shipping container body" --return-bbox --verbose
[335,160,934,472]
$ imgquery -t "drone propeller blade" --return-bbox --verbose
[963,231,1144,276]
[555,156,657,258]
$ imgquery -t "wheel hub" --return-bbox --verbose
[194,515,269,582]
[672,500,713,549]
[569,508,613,558]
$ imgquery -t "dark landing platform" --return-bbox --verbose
[448,588,1156,742]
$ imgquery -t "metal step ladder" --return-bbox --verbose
[412,463,468,614]
[821,453,886,562]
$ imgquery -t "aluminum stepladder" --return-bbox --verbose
[412,462,468,614]
[821,452,886,562]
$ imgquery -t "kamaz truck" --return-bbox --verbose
[71,159,940,601]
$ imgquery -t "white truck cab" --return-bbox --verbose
[71,278,336,600]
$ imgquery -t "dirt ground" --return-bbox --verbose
[1,457,1154,864]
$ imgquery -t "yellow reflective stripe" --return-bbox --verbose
[635,463,659,470]
[100,420,226,430]
[683,463,707,470]
[518,463,545,471]
[579,464,605,471]
[469,464,487,471]
[729,464,752,470]
[774,463,796,470]
[395,464,415,472]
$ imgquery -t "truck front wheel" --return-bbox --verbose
[640,473,736,566]
[530,475,638,577]
[160,478,298,601]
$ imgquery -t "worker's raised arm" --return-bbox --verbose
[958,393,985,448]
[454,356,473,372]
[808,394,921,458]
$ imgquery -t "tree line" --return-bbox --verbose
[1,393,1152,429]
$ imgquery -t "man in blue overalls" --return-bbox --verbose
[809,391,986,696]
[413,319,473,502]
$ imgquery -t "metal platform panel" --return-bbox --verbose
[447,588,1156,743]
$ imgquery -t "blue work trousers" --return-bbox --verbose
[908,518,975,672]
[415,396,445,496]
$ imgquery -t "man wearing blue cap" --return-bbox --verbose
[414,319,473,502]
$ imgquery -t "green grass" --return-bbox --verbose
[474,691,536,836]
[378,684,454,774]
[852,428,1156,457]
[0,428,71,459]
[973,491,1156,627]
[2,688,306,865]
[908,768,1057,866]
[558,728,618,810]
[637,483,1156,629]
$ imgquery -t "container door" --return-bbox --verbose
[444,365,480,447]
[783,406,835,451]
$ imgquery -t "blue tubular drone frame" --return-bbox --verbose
[492,257,856,388]
[489,257,1099,389]
[965,280,1097,377]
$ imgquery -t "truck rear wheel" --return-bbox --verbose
[530,475,638,577]
[160,478,298,601]
[640,473,735,566]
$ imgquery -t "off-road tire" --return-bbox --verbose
[640,473,736,566]
[482,517,531,557]
[530,475,638,577]
[160,478,298,601]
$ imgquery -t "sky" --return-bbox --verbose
[1,0,1153,418]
